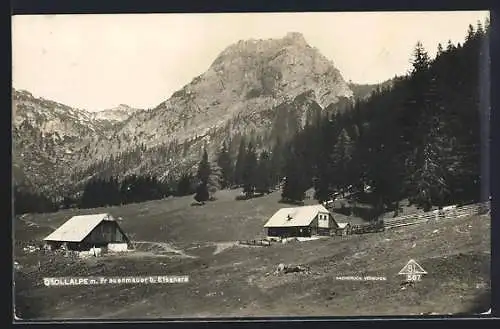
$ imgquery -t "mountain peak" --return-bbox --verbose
[283,32,307,45]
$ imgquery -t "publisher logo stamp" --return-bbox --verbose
[398,259,427,281]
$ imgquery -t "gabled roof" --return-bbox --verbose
[44,213,115,242]
[337,223,350,229]
[264,205,330,228]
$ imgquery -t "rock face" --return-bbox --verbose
[13,32,355,195]
[91,104,142,123]
[103,32,351,150]
[12,89,143,193]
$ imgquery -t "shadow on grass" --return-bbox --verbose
[236,193,268,201]
[350,191,377,204]
[278,199,305,206]
[330,206,377,222]
[455,291,491,315]
[14,273,44,320]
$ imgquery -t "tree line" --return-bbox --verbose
[14,186,59,215]
[192,138,285,203]
[14,173,198,214]
[278,20,490,217]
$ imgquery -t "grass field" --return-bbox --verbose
[13,189,491,319]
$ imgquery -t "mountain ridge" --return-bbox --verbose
[88,32,352,158]
[12,32,373,196]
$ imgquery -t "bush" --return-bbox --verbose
[194,184,209,203]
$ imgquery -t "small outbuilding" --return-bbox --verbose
[335,222,351,236]
[264,204,338,238]
[43,213,130,251]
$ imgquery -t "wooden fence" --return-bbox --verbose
[350,222,385,234]
[384,201,490,230]
[238,239,272,247]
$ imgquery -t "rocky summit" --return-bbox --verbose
[13,32,357,195]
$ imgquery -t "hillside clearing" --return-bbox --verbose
[14,190,490,319]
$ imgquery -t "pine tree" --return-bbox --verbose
[326,128,353,195]
[437,43,444,57]
[255,150,272,194]
[313,118,336,203]
[281,147,308,203]
[446,40,455,52]
[402,42,431,160]
[476,20,484,37]
[411,41,430,74]
[194,149,211,203]
[217,141,233,189]
[405,51,451,210]
[197,149,211,185]
[242,142,258,196]
[466,24,475,42]
[233,137,247,186]
[408,116,449,210]
[208,162,222,200]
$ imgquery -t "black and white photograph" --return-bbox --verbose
[12,11,491,319]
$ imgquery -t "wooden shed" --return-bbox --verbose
[43,213,130,251]
[335,222,351,236]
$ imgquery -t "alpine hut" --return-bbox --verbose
[264,204,338,238]
[43,213,130,252]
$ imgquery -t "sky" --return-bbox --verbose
[12,11,489,112]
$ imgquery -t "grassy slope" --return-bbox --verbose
[14,189,490,319]
[15,189,309,246]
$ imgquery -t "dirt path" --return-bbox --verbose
[132,240,197,258]
[17,215,58,230]
[212,242,239,255]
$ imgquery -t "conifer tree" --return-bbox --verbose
[281,147,308,203]
[208,162,222,200]
[269,137,285,187]
[217,141,233,189]
[194,149,210,203]
[437,43,444,56]
[255,150,272,194]
[242,142,258,196]
[466,24,475,42]
[408,115,450,210]
[313,118,336,202]
[197,149,211,185]
[233,137,247,186]
[446,40,455,52]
